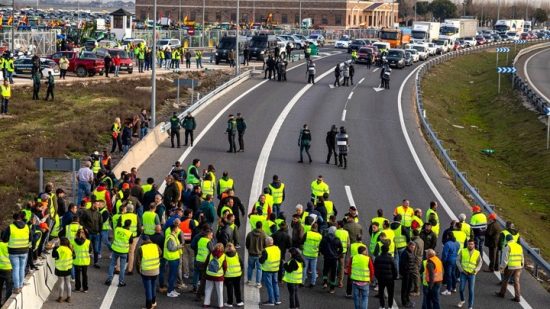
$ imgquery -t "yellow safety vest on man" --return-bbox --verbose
[5,59,14,73]
[507,242,524,268]
[112,227,132,254]
[141,243,160,272]
[268,183,285,204]
[459,248,480,274]
[395,206,414,227]
[142,211,158,236]
[425,208,440,236]
[335,228,349,254]
[261,246,281,272]
[324,200,335,218]
[350,254,371,282]
[411,215,423,233]
[0,242,13,270]
[218,178,234,195]
[93,188,106,202]
[121,213,138,237]
[196,237,210,263]
[163,233,181,261]
[461,222,472,239]
[393,224,407,249]
[201,180,214,198]
[55,246,73,271]
[283,260,303,284]
[1,84,11,98]
[67,222,82,243]
[371,217,387,228]
[470,212,488,232]
[500,230,520,246]
[303,230,322,258]
[100,207,111,231]
[452,230,468,248]
[382,228,395,254]
[141,184,153,194]
[350,242,366,257]
[249,214,266,231]
[73,239,91,266]
[187,165,200,185]
[310,180,329,202]
[50,214,61,238]
[225,252,242,278]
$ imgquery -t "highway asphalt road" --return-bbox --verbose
[43,48,549,308]
[516,46,550,102]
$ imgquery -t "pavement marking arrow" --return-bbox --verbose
[373,86,385,92]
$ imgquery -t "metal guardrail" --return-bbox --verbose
[161,70,252,133]
[414,39,550,277]
[512,42,550,115]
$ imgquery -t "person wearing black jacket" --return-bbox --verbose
[215,218,232,247]
[333,64,341,87]
[298,124,312,163]
[399,242,417,308]
[221,190,245,227]
[349,62,355,85]
[272,222,292,281]
[375,244,398,309]
[283,248,304,309]
[236,113,247,152]
[319,226,343,293]
[325,125,338,165]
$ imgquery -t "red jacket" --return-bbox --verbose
[113,57,121,66]
[94,185,112,212]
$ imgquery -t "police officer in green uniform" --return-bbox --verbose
[169,112,181,148]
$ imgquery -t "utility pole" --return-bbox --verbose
[525,0,529,21]
[151,0,157,128]
[202,0,205,47]
[236,0,240,75]
[299,0,302,29]
[11,0,14,52]
[497,0,501,21]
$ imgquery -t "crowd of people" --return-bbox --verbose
[0,141,526,309]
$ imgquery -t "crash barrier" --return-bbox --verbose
[0,30,57,56]
[413,39,550,278]
[2,251,58,309]
[512,42,550,114]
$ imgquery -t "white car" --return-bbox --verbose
[157,38,181,50]
[277,35,295,49]
[405,49,420,62]
[275,37,290,49]
[462,37,477,47]
[408,44,429,60]
[334,36,351,49]
[13,57,60,78]
[290,35,306,49]
[307,34,325,47]
[426,43,437,56]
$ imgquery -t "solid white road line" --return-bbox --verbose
[373,68,379,73]
[245,67,336,308]
[523,48,550,103]
[341,109,347,122]
[99,275,119,309]
[344,185,356,207]
[348,91,354,100]
[358,77,365,84]
[398,66,534,309]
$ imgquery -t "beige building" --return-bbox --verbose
[135,0,398,29]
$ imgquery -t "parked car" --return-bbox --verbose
[49,51,105,77]
[157,38,181,50]
[307,33,325,47]
[334,35,351,49]
[404,51,414,66]
[13,57,60,78]
[386,49,406,69]
[290,35,306,49]
[520,32,529,40]
[492,34,502,42]
[94,48,133,73]
[347,39,367,53]
[452,41,462,51]
[278,35,298,49]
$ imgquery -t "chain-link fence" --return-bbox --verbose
[0,30,57,56]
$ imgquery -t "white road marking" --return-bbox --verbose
[246,67,335,308]
[358,77,365,84]
[373,68,379,73]
[373,87,385,92]
[348,91,354,100]
[99,275,119,309]
[523,48,550,103]
[398,66,534,309]
[341,109,347,122]
[344,185,356,207]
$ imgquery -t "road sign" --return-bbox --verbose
[496,67,517,74]
[515,40,527,44]
[35,157,80,202]
[544,107,550,116]
[495,47,510,53]
[174,79,200,88]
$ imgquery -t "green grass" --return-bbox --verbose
[422,50,550,260]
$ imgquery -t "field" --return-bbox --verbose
[422,50,550,259]
[0,71,230,227]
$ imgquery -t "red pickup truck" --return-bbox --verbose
[49,51,105,77]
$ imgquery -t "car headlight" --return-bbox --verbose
[215,52,218,56]
[129,63,133,66]
[260,51,265,54]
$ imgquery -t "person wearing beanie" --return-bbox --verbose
[374,244,397,308]
[319,225,342,293]
[484,213,502,272]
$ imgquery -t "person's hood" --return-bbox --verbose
[13,221,26,229]
[270,181,282,189]
[96,185,107,192]
[390,221,401,230]
[509,228,518,236]
[252,229,264,236]
[225,250,237,258]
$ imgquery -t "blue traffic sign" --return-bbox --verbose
[544,107,550,116]
[496,47,510,53]
[497,67,517,74]
[515,40,527,44]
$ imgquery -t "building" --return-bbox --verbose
[135,0,399,29]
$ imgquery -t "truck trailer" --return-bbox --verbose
[439,19,478,43]
[411,22,440,43]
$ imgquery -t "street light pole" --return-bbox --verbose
[202,0,205,47]
[497,0,501,21]
[414,0,417,22]
[253,0,255,24]
[299,0,302,29]
[236,0,240,75]
[525,0,529,21]
[151,0,157,128]
[11,0,14,52]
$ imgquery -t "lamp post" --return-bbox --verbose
[11,0,14,52]
[202,0,205,47]
[236,0,240,75]
[497,0,501,21]
[151,0,157,128]
[299,0,302,29]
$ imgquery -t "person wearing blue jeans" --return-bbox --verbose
[247,255,262,286]
[302,257,318,286]
[456,240,482,309]
[77,181,91,205]
[89,233,101,267]
[260,238,281,305]
[100,229,111,253]
[351,246,372,309]
[167,259,180,295]
[441,236,459,295]
[106,221,133,287]
[262,271,280,305]
[5,213,31,293]
[141,275,157,309]
[9,254,27,292]
[106,252,127,286]
[353,283,369,309]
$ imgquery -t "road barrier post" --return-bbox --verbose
[498,72,501,94]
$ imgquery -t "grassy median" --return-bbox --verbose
[422,50,550,259]
[0,71,230,227]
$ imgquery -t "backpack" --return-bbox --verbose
[207,256,221,274]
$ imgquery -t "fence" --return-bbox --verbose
[512,42,550,115]
[414,39,550,277]
[0,30,57,56]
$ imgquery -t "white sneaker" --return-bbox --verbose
[256,283,262,288]
[441,290,452,295]
[457,301,465,308]
[167,291,179,298]
[236,302,244,307]
[224,303,233,308]
[247,281,254,286]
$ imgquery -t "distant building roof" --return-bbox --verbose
[110,8,132,16]
[364,3,384,12]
